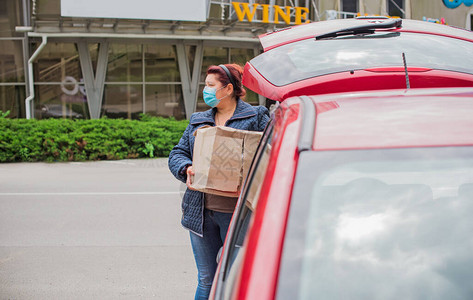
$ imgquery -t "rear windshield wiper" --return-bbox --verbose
[315,18,402,40]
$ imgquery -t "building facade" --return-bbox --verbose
[1,0,472,120]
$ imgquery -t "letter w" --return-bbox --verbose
[232,2,259,22]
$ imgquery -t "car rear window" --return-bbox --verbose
[277,147,473,300]
[250,32,473,86]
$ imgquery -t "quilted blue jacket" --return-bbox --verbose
[168,98,270,236]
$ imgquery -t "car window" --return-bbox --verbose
[277,146,473,300]
[251,32,473,86]
[218,118,274,299]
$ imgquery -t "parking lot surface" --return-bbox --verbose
[0,158,196,299]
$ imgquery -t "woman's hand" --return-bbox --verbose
[186,165,197,191]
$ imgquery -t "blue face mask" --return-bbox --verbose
[203,85,228,108]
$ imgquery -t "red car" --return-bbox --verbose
[210,87,473,299]
[243,17,473,101]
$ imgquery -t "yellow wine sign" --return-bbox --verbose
[232,2,310,25]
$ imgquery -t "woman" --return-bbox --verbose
[168,64,270,299]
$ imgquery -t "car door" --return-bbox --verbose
[211,117,275,300]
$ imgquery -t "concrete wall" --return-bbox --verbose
[319,0,339,16]
[361,0,385,15]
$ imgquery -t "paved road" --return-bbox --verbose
[0,159,196,299]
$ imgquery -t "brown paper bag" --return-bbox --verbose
[191,126,262,197]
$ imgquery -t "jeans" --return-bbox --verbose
[189,209,233,300]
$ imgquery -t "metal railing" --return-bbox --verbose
[323,10,358,20]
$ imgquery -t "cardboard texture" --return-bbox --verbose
[191,126,262,197]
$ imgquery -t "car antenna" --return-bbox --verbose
[402,52,410,89]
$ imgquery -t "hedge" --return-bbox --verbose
[0,112,189,163]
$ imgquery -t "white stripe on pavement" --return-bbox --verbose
[0,191,181,196]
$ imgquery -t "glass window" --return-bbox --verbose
[277,147,473,299]
[0,0,24,37]
[202,47,255,80]
[35,84,88,119]
[34,43,82,83]
[145,44,180,82]
[196,84,207,112]
[201,47,229,82]
[199,47,259,107]
[145,84,185,119]
[208,2,226,20]
[230,48,253,67]
[250,32,473,86]
[229,48,259,105]
[0,40,25,82]
[102,84,143,119]
[245,89,259,106]
[0,85,25,118]
[342,0,358,13]
[107,44,142,82]
[388,0,404,18]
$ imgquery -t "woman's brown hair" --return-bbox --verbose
[207,64,246,99]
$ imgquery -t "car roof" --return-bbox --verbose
[259,18,473,51]
[299,88,473,150]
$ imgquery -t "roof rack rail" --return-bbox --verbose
[297,96,316,152]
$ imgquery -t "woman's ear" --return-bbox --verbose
[226,83,234,95]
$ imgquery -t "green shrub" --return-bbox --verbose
[0,110,10,119]
[0,115,188,163]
